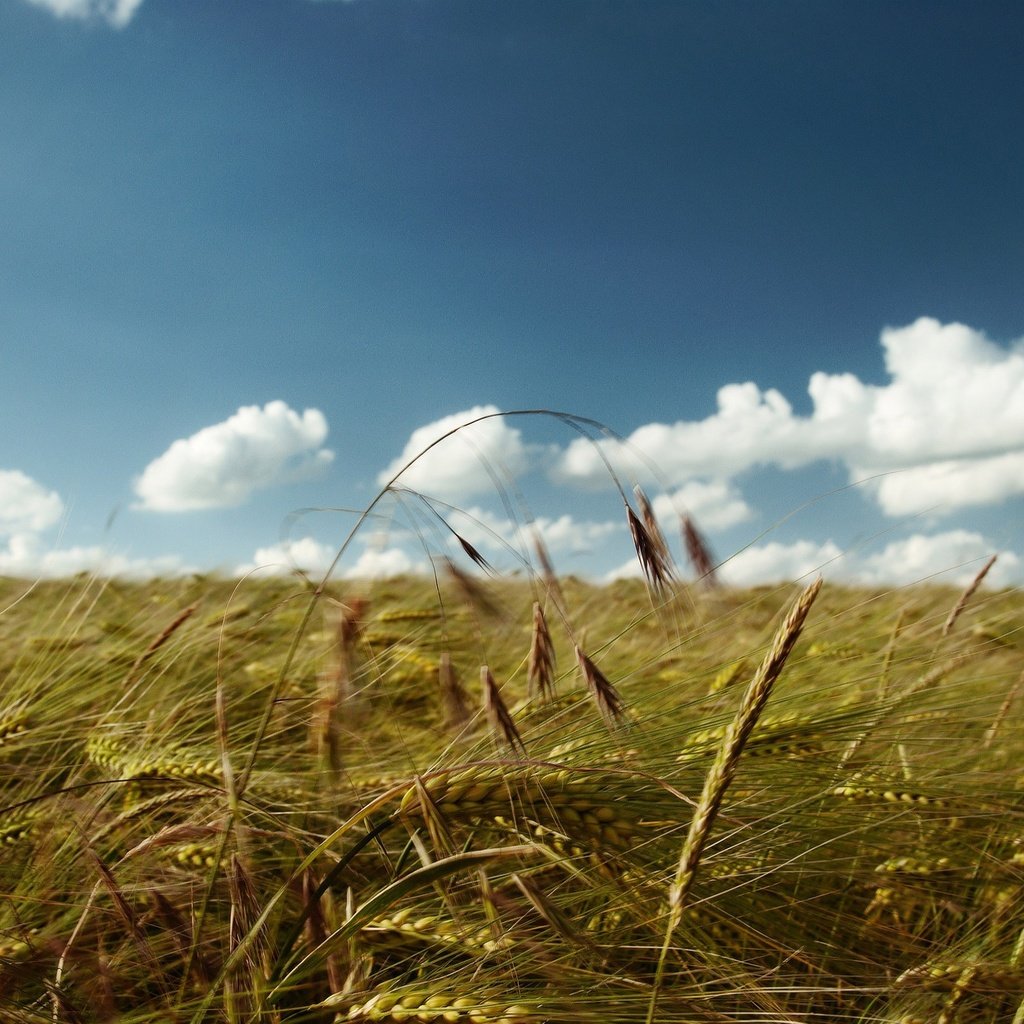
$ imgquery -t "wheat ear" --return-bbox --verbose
[646,577,822,1024]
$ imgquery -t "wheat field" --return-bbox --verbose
[1,555,1022,1022]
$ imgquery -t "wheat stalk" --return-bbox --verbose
[646,576,822,1024]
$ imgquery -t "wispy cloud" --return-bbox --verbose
[555,318,1024,517]
[22,0,358,29]
[378,405,531,503]
[22,0,145,28]
[134,401,334,512]
[0,470,64,536]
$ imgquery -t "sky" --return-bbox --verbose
[2,0,1024,588]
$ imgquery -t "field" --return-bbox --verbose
[1,563,1022,1022]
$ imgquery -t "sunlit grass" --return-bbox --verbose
[1,566,1022,1022]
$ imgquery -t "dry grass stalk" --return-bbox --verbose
[943,554,997,636]
[575,646,626,724]
[626,502,674,592]
[87,849,168,999]
[149,890,213,987]
[983,667,1024,750]
[482,668,526,756]
[527,602,557,702]
[647,577,822,1024]
[126,601,199,681]
[227,853,268,1018]
[682,514,719,587]
[313,598,366,775]
[439,653,471,731]
[302,869,343,995]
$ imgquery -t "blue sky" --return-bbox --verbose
[2,0,1024,586]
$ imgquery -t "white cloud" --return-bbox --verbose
[0,468,188,578]
[238,536,421,579]
[869,452,1024,517]
[447,506,620,560]
[718,540,844,587]
[0,470,64,536]
[22,0,144,28]
[134,401,334,512]
[651,480,754,532]
[0,532,189,579]
[854,531,1020,587]
[342,545,419,579]
[555,318,1024,517]
[378,406,529,503]
[239,537,338,577]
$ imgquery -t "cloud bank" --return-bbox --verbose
[0,468,188,578]
[555,318,1024,517]
[134,401,334,512]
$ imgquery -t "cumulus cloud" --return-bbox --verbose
[447,506,620,560]
[378,406,530,503]
[555,318,1024,517]
[0,470,64,537]
[651,480,754,532]
[238,536,420,579]
[854,530,1020,587]
[717,540,845,587]
[22,0,144,27]
[134,401,334,512]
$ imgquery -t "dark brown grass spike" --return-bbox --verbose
[443,558,502,618]
[482,667,526,756]
[439,652,471,731]
[527,602,557,702]
[626,503,674,592]
[682,514,719,587]
[455,533,496,575]
[575,646,626,725]
[634,486,675,575]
